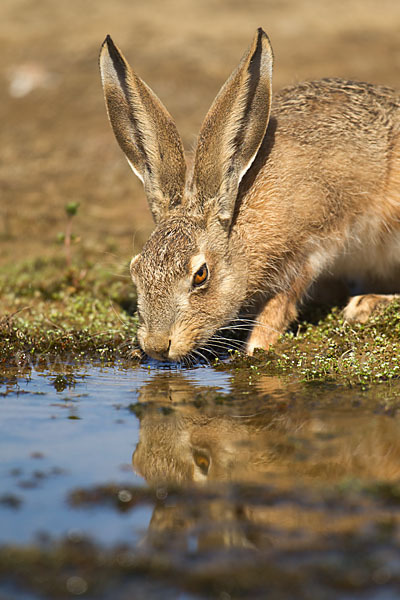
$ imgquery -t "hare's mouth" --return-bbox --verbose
[138,322,244,364]
[139,333,192,363]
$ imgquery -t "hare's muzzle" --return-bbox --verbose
[139,333,172,361]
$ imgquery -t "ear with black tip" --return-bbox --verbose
[192,28,273,228]
[99,35,186,223]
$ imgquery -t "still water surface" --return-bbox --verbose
[2,361,400,598]
[1,364,230,544]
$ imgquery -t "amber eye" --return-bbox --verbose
[193,450,210,475]
[192,264,208,287]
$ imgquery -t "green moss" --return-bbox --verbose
[230,301,400,387]
[0,256,139,364]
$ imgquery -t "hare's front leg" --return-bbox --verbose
[246,291,298,355]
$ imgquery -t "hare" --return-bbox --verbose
[99,29,400,361]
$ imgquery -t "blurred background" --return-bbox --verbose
[2,0,400,270]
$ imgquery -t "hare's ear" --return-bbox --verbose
[99,36,186,223]
[193,28,273,229]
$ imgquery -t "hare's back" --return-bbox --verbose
[274,78,400,138]
[249,78,400,222]
[237,79,400,288]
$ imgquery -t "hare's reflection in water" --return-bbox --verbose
[131,373,400,551]
[132,373,400,486]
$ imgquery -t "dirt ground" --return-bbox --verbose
[2,0,400,271]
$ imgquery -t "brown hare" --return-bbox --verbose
[99,29,400,361]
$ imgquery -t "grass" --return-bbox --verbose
[0,255,139,366]
[1,254,400,386]
[223,301,400,388]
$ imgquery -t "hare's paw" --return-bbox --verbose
[343,294,398,324]
[246,330,279,355]
[245,292,299,355]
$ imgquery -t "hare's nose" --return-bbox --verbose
[146,339,172,361]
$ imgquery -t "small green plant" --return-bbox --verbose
[58,202,80,269]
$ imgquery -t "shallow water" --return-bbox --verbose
[2,361,400,599]
[1,364,231,544]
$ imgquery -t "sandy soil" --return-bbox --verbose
[1,0,400,269]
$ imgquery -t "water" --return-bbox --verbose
[2,361,400,599]
[1,364,231,545]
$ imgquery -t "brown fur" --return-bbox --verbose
[100,30,400,361]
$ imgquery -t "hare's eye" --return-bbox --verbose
[193,449,210,475]
[193,264,208,287]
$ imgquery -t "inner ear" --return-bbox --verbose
[100,36,187,224]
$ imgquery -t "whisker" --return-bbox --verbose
[107,299,132,327]
[192,348,212,365]
[183,353,194,368]
[230,316,274,328]
[218,326,251,332]
[208,342,242,355]
[203,337,245,361]
[189,353,201,367]
[212,336,244,347]
[221,317,281,335]
[209,337,245,350]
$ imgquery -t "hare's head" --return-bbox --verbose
[99,30,273,360]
